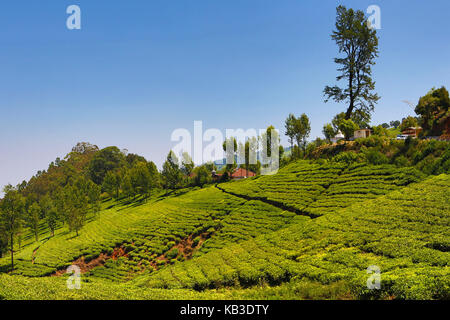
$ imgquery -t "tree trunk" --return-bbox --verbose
[345,103,354,120]
[346,69,355,119]
[10,234,14,272]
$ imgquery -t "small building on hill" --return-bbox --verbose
[439,117,450,141]
[212,168,256,181]
[354,128,372,139]
[331,131,345,143]
[231,168,256,180]
[402,127,422,138]
[211,170,221,180]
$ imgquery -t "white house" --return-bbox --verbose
[354,129,372,139]
[331,130,345,143]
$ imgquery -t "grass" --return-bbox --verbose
[136,174,449,299]
[218,161,424,216]
[0,160,447,300]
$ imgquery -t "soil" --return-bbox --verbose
[51,246,129,276]
[52,232,210,276]
[149,232,210,269]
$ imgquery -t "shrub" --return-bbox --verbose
[192,237,201,248]
[332,152,365,164]
[357,135,387,148]
[166,248,179,260]
[372,125,389,137]
[393,155,410,167]
[167,241,176,248]
[416,157,441,175]
[156,260,166,266]
[364,149,389,165]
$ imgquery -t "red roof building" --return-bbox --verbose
[230,168,256,179]
[401,127,422,138]
[440,117,450,141]
[212,168,256,180]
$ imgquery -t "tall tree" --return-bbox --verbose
[193,166,211,188]
[222,138,238,179]
[102,171,121,199]
[204,162,217,172]
[0,225,7,258]
[121,173,134,199]
[294,114,311,152]
[181,152,194,177]
[390,120,400,129]
[415,86,450,136]
[40,195,58,237]
[161,151,183,190]
[323,123,336,142]
[324,5,380,121]
[88,146,126,185]
[63,178,91,236]
[261,126,277,158]
[0,185,25,272]
[399,116,419,132]
[245,136,259,174]
[28,202,41,242]
[339,119,359,140]
[284,114,296,150]
[65,185,88,237]
[125,153,147,167]
[147,161,160,191]
[53,187,67,226]
[86,180,101,215]
[260,125,282,171]
[130,161,152,198]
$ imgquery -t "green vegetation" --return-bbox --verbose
[1,154,447,299]
[137,174,450,300]
[218,161,424,217]
[324,5,379,122]
[415,86,450,137]
[309,136,450,175]
[0,5,448,301]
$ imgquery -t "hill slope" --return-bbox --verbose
[0,160,448,300]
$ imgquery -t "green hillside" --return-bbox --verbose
[0,160,448,300]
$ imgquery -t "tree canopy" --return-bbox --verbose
[88,146,126,185]
[324,5,380,121]
[415,86,450,136]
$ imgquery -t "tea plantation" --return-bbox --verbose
[0,161,448,300]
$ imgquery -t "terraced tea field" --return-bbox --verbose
[0,160,448,300]
[138,174,450,299]
[218,161,425,216]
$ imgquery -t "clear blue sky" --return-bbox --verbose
[1,0,449,189]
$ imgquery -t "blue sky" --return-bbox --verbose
[0,0,449,189]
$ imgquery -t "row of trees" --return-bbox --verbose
[0,176,100,271]
[285,113,311,154]
[102,161,160,200]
